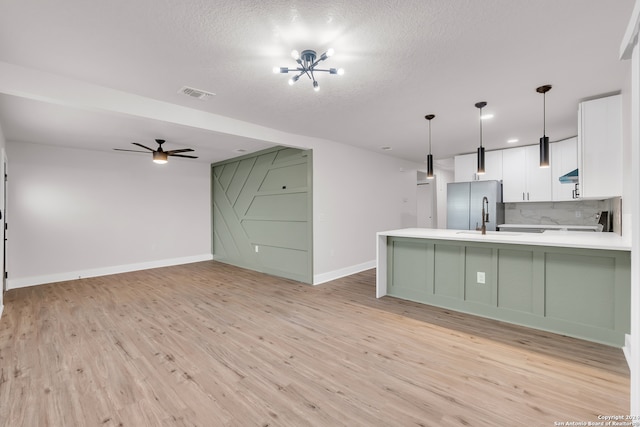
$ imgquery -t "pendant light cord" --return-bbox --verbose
[479,106,483,148]
[543,92,546,137]
[428,120,432,154]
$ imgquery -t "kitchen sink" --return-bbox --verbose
[456,230,521,236]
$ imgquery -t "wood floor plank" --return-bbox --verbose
[0,261,630,426]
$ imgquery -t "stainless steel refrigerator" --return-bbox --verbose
[447,180,504,231]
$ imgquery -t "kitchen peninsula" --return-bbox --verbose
[376,228,631,346]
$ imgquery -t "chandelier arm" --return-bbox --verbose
[301,68,313,80]
[310,68,332,73]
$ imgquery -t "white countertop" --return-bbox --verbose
[377,228,631,251]
[498,223,602,231]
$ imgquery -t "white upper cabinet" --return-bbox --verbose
[502,145,551,202]
[454,151,503,182]
[479,150,503,182]
[454,153,477,182]
[551,137,578,201]
[578,94,622,199]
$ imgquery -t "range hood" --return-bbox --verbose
[559,168,579,184]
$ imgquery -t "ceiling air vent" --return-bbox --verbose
[178,86,215,100]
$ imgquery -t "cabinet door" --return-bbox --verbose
[502,147,527,202]
[525,145,551,201]
[477,150,503,182]
[579,95,622,198]
[454,153,477,182]
[551,137,578,201]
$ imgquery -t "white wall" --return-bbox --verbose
[311,140,421,284]
[6,141,212,288]
[434,165,454,229]
[0,63,424,286]
[620,2,639,414]
[0,121,5,316]
[622,60,633,237]
[4,137,421,288]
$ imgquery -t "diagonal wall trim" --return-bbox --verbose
[212,146,313,284]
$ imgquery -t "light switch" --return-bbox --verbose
[477,272,486,284]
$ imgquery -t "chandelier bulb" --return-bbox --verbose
[278,48,342,90]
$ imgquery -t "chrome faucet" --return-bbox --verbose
[481,196,489,235]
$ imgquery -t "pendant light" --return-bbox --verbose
[537,84,552,168]
[475,101,487,175]
[425,114,435,179]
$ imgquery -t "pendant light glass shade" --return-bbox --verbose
[475,102,487,175]
[537,85,552,168]
[425,114,435,179]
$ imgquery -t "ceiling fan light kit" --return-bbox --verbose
[114,139,198,164]
[274,48,344,91]
[153,151,168,164]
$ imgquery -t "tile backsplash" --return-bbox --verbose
[504,199,613,226]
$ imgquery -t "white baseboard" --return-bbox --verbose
[6,254,214,290]
[623,333,632,370]
[313,260,376,285]
[0,304,3,320]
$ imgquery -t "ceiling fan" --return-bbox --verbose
[114,139,198,164]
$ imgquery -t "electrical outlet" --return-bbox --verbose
[255,245,259,253]
[477,272,486,284]
[575,210,582,218]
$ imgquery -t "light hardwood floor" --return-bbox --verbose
[0,261,630,426]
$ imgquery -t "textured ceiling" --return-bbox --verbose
[0,0,634,164]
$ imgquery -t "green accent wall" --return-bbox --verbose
[387,236,630,346]
[212,147,313,283]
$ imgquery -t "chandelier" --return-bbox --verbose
[273,49,344,91]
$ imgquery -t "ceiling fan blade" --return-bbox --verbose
[131,142,156,151]
[114,149,150,153]
[169,154,199,159]
[165,148,194,155]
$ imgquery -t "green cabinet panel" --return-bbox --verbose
[226,157,256,206]
[258,245,309,281]
[464,246,494,306]
[434,244,463,299]
[545,253,616,329]
[259,163,308,192]
[231,152,277,217]
[242,220,308,251]
[245,193,308,221]
[385,236,630,346]
[217,161,238,191]
[497,249,535,314]
[274,147,308,163]
[388,238,431,301]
